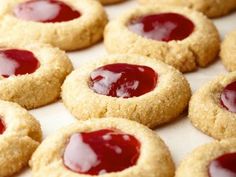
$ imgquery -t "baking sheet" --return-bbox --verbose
[15,1,236,176]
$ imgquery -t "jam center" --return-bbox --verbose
[208,152,236,177]
[0,118,5,134]
[89,63,158,98]
[0,49,39,77]
[220,81,236,113]
[13,0,81,23]
[128,13,195,42]
[63,129,140,175]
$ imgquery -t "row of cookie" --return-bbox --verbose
[1,37,236,139]
[2,0,235,73]
[2,38,236,139]
[0,97,173,177]
[104,5,236,72]
[0,39,191,126]
[1,99,235,177]
[32,126,236,177]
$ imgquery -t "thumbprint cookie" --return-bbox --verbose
[0,39,73,109]
[0,0,108,51]
[104,6,220,72]
[189,72,236,139]
[61,54,191,128]
[30,118,174,177]
[0,100,42,177]
[176,138,236,177]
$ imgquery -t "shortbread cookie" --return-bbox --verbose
[104,6,220,72]
[100,0,125,5]
[139,0,236,18]
[189,72,236,139]
[0,39,73,109]
[62,54,191,128]
[30,118,174,177]
[0,0,108,51]
[221,30,236,71]
[176,138,236,177]
[0,100,42,177]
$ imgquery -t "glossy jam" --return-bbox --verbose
[89,63,158,98]
[13,0,81,23]
[128,13,195,42]
[0,49,39,77]
[220,81,236,113]
[63,129,140,175]
[208,152,236,177]
[0,118,5,134]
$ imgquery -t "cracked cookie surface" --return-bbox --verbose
[176,138,236,177]
[0,100,42,177]
[30,118,175,177]
[189,72,236,139]
[0,39,73,109]
[221,30,236,71]
[0,0,108,51]
[104,5,220,73]
[61,54,191,128]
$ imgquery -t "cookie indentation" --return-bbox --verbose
[13,0,81,23]
[0,117,5,134]
[221,81,236,113]
[89,63,158,98]
[0,49,39,77]
[128,13,194,42]
[63,129,140,175]
[208,152,236,177]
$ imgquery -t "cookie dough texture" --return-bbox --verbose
[0,100,42,177]
[138,0,236,18]
[0,0,108,51]
[62,54,191,128]
[104,6,220,73]
[100,0,125,5]
[189,72,236,139]
[0,39,73,109]
[221,30,236,71]
[176,138,236,177]
[30,118,175,177]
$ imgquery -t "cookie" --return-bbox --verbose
[0,39,73,109]
[61,54,191,128]
[189,71,236,139]
[100,0,125,5]
[0,0,108,51]
[30,118,175,177]
[138,0,236,18]
[176,138,236,177]
[0,100,42,177]
[104,5,220,73]
[220,30,236,71]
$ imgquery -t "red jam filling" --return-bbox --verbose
[0,49,39,77]
[0,118,5,134]
[128,13,195,42]
[208,152,236,177]
[13,0,81,23]
[220,81,236,113]
[89,63,158,98]
[63,129,140,175]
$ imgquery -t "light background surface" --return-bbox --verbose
[15,1,236,176]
